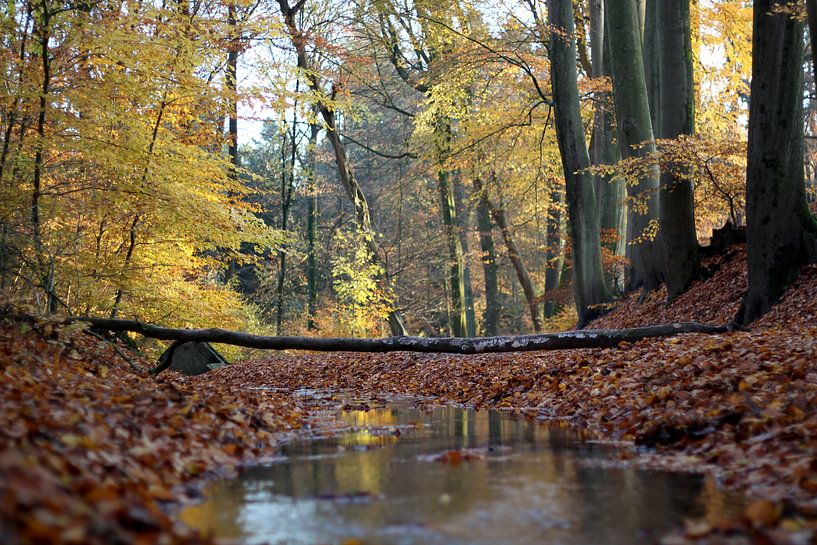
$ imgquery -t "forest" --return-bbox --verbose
[3,0,817,544]
[3,0,803,341]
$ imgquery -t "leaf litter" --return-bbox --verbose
[4,245,817,543]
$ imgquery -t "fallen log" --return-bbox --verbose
[79,318,732,360]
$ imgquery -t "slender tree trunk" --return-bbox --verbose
[544,185,566,317]
[306,120,320,330]
[486,187,542,332]
[277,0,407,336]
[0,2,32,185]
[657,0,699,301]
[453,174,477,336]
[438,168,467,336]
[434,118,468,336]
[474,177,500,336]
[739,1,817,323]
[607,0,663,294]
[226,1,238,177]
[31,1,56,312]
[548,0,611,327]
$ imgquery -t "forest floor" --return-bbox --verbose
[3,243,817,544]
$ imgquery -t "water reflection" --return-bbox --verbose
[181,398,741,545]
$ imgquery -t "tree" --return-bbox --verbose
[739,0,817,323]
[475,178,500,335]
[372,0,476,336]
[276,0,408,335]
[657,0,699,300]
[589,0,626,294]
[606,0,663,294]
[548,0,610,326]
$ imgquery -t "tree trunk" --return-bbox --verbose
[486,189,543,332]
[31,1,56,312]
[438,168,468,337]
[434,118,468,337]
[607,0,663,294]
[277,0,407,336]
[642,1,660,137]
[544,185,565,318]
[453,173,477,336]
[635,0,646,40]
[808,0,817,79]
[306,121,320,330]
[475,178,500,336]
[548,0,611,327]
[77,317,729,363]
[657,0,699,301]
[739,1,817,323]
[591,0,626,295]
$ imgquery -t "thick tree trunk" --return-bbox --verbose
[548,0,611,327]
[642,1,660,137]
[475,178,500,336]
[657,0,699,301]
[740,1,817,323]
[78,317,729,362]
[591,0,626,295]
[607,0,663,294]
[277,0,407,336]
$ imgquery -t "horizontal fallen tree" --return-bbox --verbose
[79,317,732,359]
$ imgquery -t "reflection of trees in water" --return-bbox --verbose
[180,403,742,544]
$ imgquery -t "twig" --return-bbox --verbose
[83,329,145,374]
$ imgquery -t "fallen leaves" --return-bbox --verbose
[0,316,306,545]
[202,245,817,543]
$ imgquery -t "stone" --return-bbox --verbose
[158,341,228,376]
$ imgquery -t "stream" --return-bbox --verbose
[180,392,741,545]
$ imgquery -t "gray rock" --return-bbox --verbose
[159,341,228,376]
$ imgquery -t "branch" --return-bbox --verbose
[78,318,732,356]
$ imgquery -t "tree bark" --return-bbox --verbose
[435,118,468,337]
[544,185,565,318]
[548,0,611,327]
[740,1,817,323]
[642,1,660,137]
[486,190,542,332]
[77,317,730,360]
[808,0,817,79]
[453,173,477,337]
[607,0,663,294]
[475,177,500,336]
[439,168,468,337]
[597,19,626,293]
[657,0,699,301]
[306,120,320,330]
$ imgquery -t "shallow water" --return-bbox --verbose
[180,394,740,545]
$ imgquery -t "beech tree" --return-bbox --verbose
[548,0,610,326]
[657,0,699,300]
[606,0,663,294]
[740,0,817,323]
